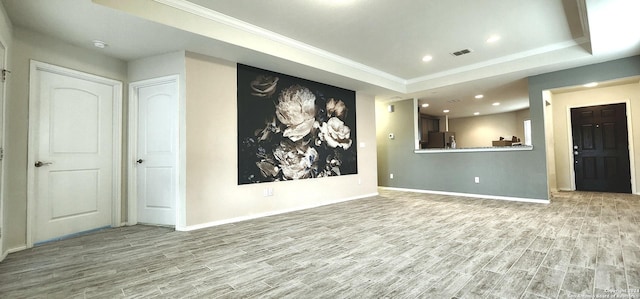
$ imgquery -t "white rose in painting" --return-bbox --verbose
[273,141,318,180]
[319,117,352,149]
[326,98,346,118]
[254,116,281,141]
[275,85,316,142]
[250,75,279,98]
[255,161,279,178]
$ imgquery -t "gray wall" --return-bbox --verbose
[376,99,548,200]
[529,55,640,193]
[528,56,640,98]
[376,55,640,201]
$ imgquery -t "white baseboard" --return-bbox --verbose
[7,246,27,254]
[179,193,379,231]
[1,245,28,261]
[557,187,640,196]
[380,187,550,204]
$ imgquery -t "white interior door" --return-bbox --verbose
[131,77,178,226]
[28,61,122,245]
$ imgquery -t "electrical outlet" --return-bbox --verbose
[390,173,394,179]
[474,177,480,184]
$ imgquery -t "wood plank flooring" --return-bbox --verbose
[1,190,639,298]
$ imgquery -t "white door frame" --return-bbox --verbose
[26,60,123,248]
[128,75,180,226]
[0,36,7,259]
[565,99,636,194]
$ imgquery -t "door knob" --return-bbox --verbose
[35,161,53,167]
[136,159,144,164]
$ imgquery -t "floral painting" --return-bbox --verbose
[237,64,358,184]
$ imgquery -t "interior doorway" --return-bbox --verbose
[571,103,631,193]
[27,61,123,246]
[128,76,179,226]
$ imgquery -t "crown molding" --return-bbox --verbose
[93,0,600,96]
[406,37,590,86]
[153,0,406,86]
[576,0,592,54]
[156,0,593,94]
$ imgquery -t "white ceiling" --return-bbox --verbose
[2,0,639,118]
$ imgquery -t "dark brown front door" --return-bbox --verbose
[571,103,631,193]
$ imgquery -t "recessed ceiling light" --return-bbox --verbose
[583,82,598,87]
[492,102,500,106]
[475,94,484,99]
[443,109,450,113]
[422,55,433,62]
[322,0,357,5]
[421,103,429,108]
[486,35,501,43]
[474,112,480,115]
[92,40,107,48]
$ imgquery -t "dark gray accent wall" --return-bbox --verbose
[528,55,640,94]
[376,55,640,201]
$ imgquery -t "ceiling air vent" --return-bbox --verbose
[450,48,473,56]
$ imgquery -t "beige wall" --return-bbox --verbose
[543,91,557,192]
[4,27,127,251]
[128,51,186,82]
[184,52,378,228]
[515,109,531,141]
[551,82,640,193]
[0,1,12,259]
[1,21,380,252]
[448,109,530,148]
[0,3,11,45]
[1,29,379,252]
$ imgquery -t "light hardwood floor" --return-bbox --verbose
[1,190,639,298]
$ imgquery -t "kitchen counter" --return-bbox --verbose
[414,145,533,154]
